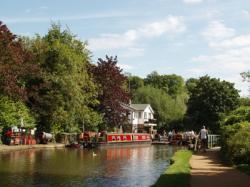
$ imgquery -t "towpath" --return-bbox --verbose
[190,149,250,187]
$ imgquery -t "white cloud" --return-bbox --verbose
[120,48,145,58]
[242,10,250,19]
[88,30,137,50]
[88,15,186,51]
[117,63,134,70]
[193,20,250,96]
[139,16,186,37]
[190,46,250,96]
[1,12,132,24]
[183,0,203,5]
[25,9,31,13]
[202,20,235,41]
[210,35,250,49]
[40,6,48,9]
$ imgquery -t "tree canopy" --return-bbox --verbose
[0,95,35,128]
[0,21,40,101]
[25,24,101,132]
[91,56,131,130]
[133,85,186,130]
[185,75,240,132]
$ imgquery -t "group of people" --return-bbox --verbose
[167,126,209,152]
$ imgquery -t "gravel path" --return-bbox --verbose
[190,150,250,187]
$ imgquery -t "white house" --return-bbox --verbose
[126,104,157,133]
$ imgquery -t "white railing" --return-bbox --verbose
[208,134,220,148]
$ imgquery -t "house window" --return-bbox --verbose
[139,112,142,118]
[144,112,147,119]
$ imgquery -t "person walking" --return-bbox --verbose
[199,126,208,152]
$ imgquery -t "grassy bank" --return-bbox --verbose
[152,150,192,187]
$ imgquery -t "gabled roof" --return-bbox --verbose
[130,104,154,114]
[121,103,154,114]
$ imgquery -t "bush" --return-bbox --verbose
[221,122,250,164]
[228,125,250,164]
[224,106,250,126]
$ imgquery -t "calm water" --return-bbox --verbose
[0,145,176,187]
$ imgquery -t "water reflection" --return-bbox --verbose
[0,145,177,187]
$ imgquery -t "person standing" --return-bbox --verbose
[199,126,208,152]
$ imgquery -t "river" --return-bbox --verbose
[0,145,177,187]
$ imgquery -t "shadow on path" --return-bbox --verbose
[190,151,250,187]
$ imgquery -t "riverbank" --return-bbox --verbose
[0,143,65,153]
[190,149,250,187]
[152,149,192,187]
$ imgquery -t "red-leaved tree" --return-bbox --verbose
[91,56,131,129]
[0,21,40,101]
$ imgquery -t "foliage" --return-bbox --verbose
[185,78,198,95]
[241,71,250,95]
[152,150,192,187]
[237,164,250,175]
[0,21,40,101]
[220,122,250,164]
[135,71,188,130]
[145,71,186,97]
[25,24,102,132]
[127,75,144,96]
[0,95,35,128]
[239,97,250,107]
[91,56,131,129]
[185,75,240,133]
[228,125,250,164]
[224,106,250,126]
[241,71,250,82]
[133,86,186,130]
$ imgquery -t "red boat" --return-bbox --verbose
[99,133,151,145]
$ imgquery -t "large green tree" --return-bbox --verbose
[133,85,186,130]
[185,75,240,132]
[26,24,101,132]
[144,71,186,97]
[127,75,144,96]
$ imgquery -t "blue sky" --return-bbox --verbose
[1,0,250,96]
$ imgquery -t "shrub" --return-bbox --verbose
[228,125,250,164]
[224,106,250,126]
[220,122,250,164]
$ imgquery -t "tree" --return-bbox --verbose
[0,95,35,128]
[127,75,144,96]
[223,106,250,126]
[185,75,240,133]
[144,72,186,97]
[241,71,250,82]
[91,56,131,130]
[241,71,250,94]
[26,24,101,132]
[133,86,186,130]
[0,21,40,101]
[186,78,198,94]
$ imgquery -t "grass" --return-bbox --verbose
[152,150,192,187]
[237,164,250,175]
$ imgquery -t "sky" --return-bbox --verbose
[1,0,250,96]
